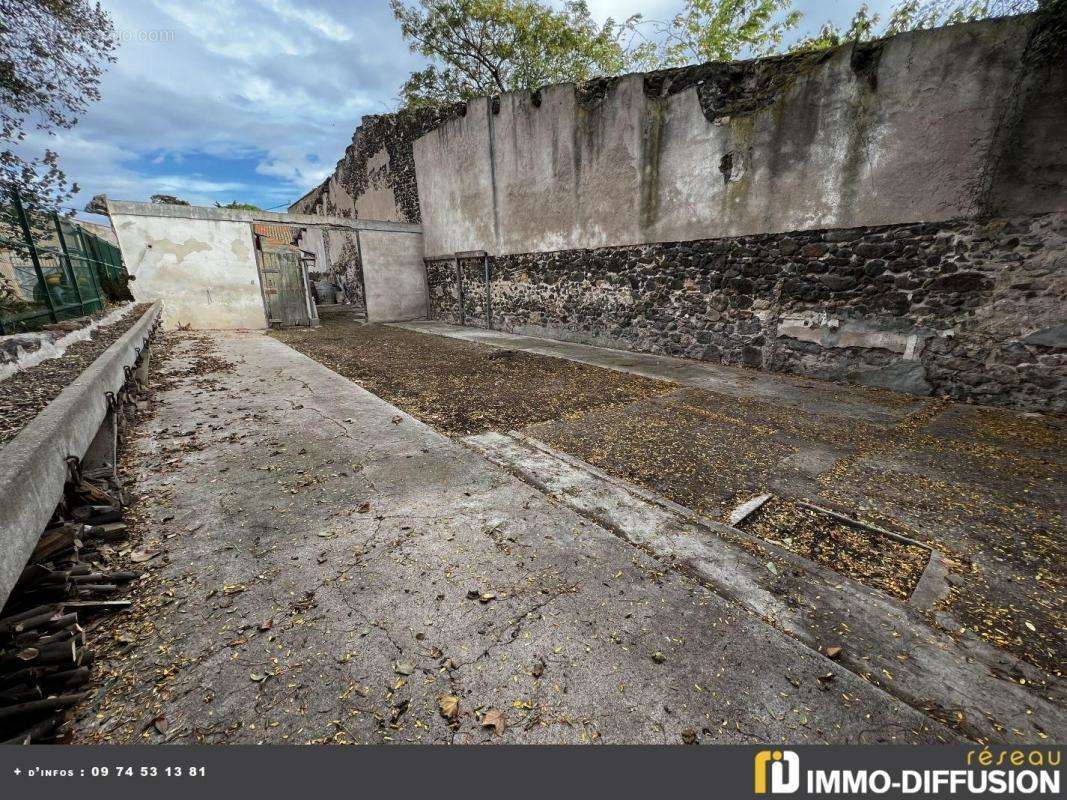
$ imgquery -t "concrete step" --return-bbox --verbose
[463,429,1066,743]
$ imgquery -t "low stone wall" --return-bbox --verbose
[426,213,1066,412]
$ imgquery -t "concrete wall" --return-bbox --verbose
[413,15,1067,259]
[110,209,266,330]
[360,229,427,321]
[109,201,428,328]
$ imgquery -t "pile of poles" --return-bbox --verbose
[0,335,155,744]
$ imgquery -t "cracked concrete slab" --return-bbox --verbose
[464,430,1065,743]
[71,331,952,744]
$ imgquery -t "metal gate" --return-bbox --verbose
[457,251,491,329]
[258,249,312,327]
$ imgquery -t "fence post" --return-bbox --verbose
[10,187,58,323]
[74,225,105,302]
[53,213,86,314]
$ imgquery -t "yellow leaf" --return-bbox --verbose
[438,695,460,721]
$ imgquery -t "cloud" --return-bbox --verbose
[15,0,421,214]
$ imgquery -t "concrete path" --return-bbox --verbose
[465,430,1066,743]
[72,331,950,744]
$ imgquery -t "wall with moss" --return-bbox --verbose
[412,14,1066,259]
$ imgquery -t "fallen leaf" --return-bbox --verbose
[391,415,403,425]
[481,708,506,735]
[250,672,266,682]
[130,549,161,563]
[478,592,496,604]
[154,717,169,735]
[259,619,273,632]
[395,661,414,676]
[17,647,38,661]
[681,728,698,745]
[357,502,370,514]
[438,695,460,721]
[825,646,842,660]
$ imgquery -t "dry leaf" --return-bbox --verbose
[259,619,273,632]
[130,549,161,563]
[438,694,460,721]
[481,708,506,735]
[17,647,38,661]
[825,646,842,660]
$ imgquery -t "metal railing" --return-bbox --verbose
[0,188,129,335]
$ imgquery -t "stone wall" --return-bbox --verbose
[290,105,464,223]
[426,213,1066,412]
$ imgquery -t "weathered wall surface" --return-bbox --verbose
[360,230,427,322]
[290,105,465,223]
[417,14,1066,411]
[428,213,1067,412]
[110,202,428,329]
[110,211,266,330]
[413,15,1066,259]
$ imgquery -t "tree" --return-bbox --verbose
[216,200,262,211]
[659,0,803,65]
[391,0,655,106]
[0,0,117,232]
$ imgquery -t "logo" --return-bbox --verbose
[755,750,801,794]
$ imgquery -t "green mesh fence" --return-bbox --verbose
[0,189,128,334]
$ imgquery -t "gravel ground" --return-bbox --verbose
[0,304,151,446]
[270,321,674,435]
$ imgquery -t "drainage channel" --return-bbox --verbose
[0,302,161,743]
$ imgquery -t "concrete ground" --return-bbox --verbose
[70,330,956,745]
[393,321,1066,682]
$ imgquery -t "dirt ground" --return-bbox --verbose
[272,320,1065,679]
[0,304,151,446]
[271,321,673,436]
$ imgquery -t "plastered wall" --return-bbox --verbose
[110,211,266,330]
[413,15,1066,259]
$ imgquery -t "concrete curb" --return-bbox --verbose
[0,302,161,608]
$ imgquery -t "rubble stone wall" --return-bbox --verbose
[427,213,1067,412]
[289,105,464,223]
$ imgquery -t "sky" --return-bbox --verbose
[23,0,899,220]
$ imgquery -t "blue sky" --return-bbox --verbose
[28,0,897,219]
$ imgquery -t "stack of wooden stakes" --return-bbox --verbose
[0,331,156,744]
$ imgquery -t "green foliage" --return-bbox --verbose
[659,0,803,65]
[391,0,655,106]
[215,200,262,211]
[0,0,117,230]
[791,0,1037,53]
